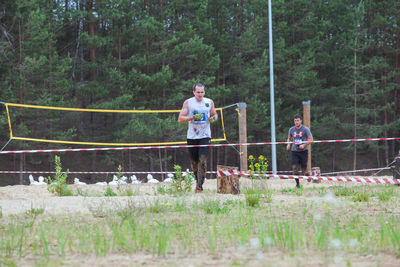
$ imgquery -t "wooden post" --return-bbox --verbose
[217,165,240,194]
[302,101,311,174]
[238,103,247,172]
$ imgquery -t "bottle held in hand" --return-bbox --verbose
[193,113,202,120]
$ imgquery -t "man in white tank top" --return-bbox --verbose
[178,83,218,193]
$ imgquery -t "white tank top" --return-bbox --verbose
[187,97,212,139]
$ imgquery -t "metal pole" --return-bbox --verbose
[268,0,277,174]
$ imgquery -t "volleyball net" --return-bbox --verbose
[3,102,227,146]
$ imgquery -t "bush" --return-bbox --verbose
[248,155,269,180]
[46,156,72,196]
[170,165,194,193]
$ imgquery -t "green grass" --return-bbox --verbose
[74,187,89,196]
[104,187,117,196]
[333,186,356,197]
[25,207,45,217]
[1,184,400,265]
[351,191,370,202]
[194,199,230,214]
[244,188,262,207]
[281,184,303,196]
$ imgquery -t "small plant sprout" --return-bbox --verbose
[46,155,72,196]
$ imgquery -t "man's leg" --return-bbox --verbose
[197,154,207,191]
[196,138,211,192]
[191,159,199,184]
[300,150,311,182]
[291,151,301,188]
[187,139,199,189]
[292,165,301,188]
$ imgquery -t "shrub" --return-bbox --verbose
[46,156,72,196]
[170,165,194,193]
[248,155,269,180]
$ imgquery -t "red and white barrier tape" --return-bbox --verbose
[0,170,216,175]
[1,137,399,154]
[217,170,400,185]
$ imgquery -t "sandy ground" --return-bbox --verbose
[0,178,366,216]
[1,177,400,266]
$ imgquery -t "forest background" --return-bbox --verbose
[0,0,399,184]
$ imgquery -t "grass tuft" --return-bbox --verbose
[104,187,117,197]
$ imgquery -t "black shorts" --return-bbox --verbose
[291,150,308,169]
[187,138,211,161]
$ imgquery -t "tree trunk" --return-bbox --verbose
[394,27,399,156]
[18,19,25,184]
[353,35,358,172]
[159,149,163,180]
[210,147,213,179]
[375,107,380,167]
[91,151,97,181]
[87,0,96,80]
[164,149,168,177]
[383,14,389,165]
[118,26,122,70]
[332,143,336,172]
[19,154,24,185]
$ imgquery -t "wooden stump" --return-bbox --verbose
[217,165,240,194]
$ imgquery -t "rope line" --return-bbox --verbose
[221,103,239,109]
[0,170,293,174]
[373,160,396,176]
[1,137,399,155]
[321,167,391,176]
[0,139,12,151]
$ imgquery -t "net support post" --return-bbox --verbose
[302,100,311,174]
[238,102,247,172]
[393,156,400,182]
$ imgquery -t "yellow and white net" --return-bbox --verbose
[4,103,227,146]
